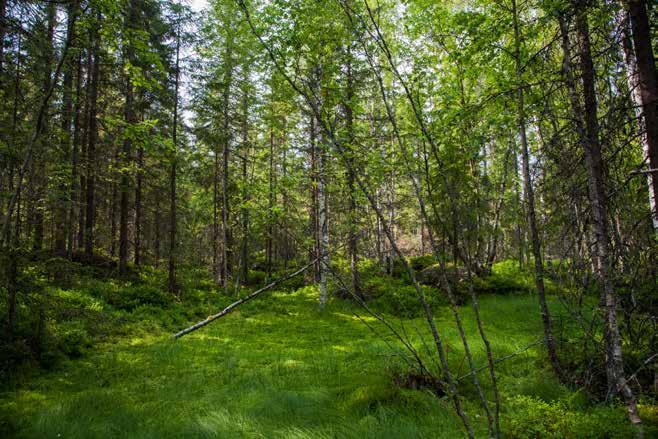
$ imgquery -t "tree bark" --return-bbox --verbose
[84,12,100,259]
[220,38,234,292]
[32,2,58,252]
[0,0,6,74]
[168,19,181,294]
[267,123,275,277]
[318,125,329,308]
[134,143,143,266]
[119,1,138,275]
[512,0,562,380]
[572,5,643,428]
[213,136,220,282]
[68,52,83,258]
[308,113,320,282]
[239,86,249,285]
[622,0,658,236]
[344,46,361,298]
[56,1,79,256]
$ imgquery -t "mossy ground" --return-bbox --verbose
[0,262,655,438]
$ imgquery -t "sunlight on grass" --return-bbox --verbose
[2,285,651,438]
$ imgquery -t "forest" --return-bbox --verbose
[0,0,656,437]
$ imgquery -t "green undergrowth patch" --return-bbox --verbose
[1,257,655,437]
[2,276,655,438]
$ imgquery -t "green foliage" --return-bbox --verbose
[362,274,447,317]
[408,255,436,272]
[3,271,655,438]
[505,395,644,438]
[54,321,92,358]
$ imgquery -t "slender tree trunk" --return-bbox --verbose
[85,12,100,259]
[511,0,562,379]
[154,189,161,266]
[622,0,658,236]
[56,1,78,256]
[344,48,361,297]
[119,1,138,275]
[267,125,275,277]
[109,147,119,257]
[220,40,233,292]
[77,81,87,253]
[77,45,90,253]
[318,125,329,308]
[572,6,642,429]
[119,82,133,274]
[513,143,525,270]
[32,2,57,252]
[308,114,320,282]
[0,0,6,74]
[213,141,220,282]
[4,251,17,337]
[281,126,290,269]
[134,144,143,266]
[240,88,249,285]
[4,36,21,245]
[68,52,83,258]
[312,65,329,307]
[168,20,181,294]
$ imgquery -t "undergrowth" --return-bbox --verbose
[0,256,655,438]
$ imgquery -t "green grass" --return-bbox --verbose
[0,265,654,438]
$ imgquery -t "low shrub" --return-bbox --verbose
[110,284,172,311]
[55,321,92,357]
[409,255,436,272]
[505,395,640,438]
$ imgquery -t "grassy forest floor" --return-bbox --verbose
[1,258,656,438]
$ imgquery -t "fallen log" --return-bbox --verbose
[173,258,318,339]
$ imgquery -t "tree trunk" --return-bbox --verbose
[213,139,220,282]
[318,125,329,308]
[308,114,320,282]
[32,2,57,252]
[240,87,249,285]
[56,1,78,256]
[109,148,119,257]
[134,144,143,266]
[0,0,6,74]
[4,251,17,338]
[622,0,658,236]
[68,52,83,258]
[168,20,181,294]
[220,40,233,292]
[154,189,161,266]
[267,125,275,277]
[512,0,562,380]
[119,1,138,275]
[572,5,642,429]
[344,47,361,297]
[312,65,329,307]
[85,12,100,259]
